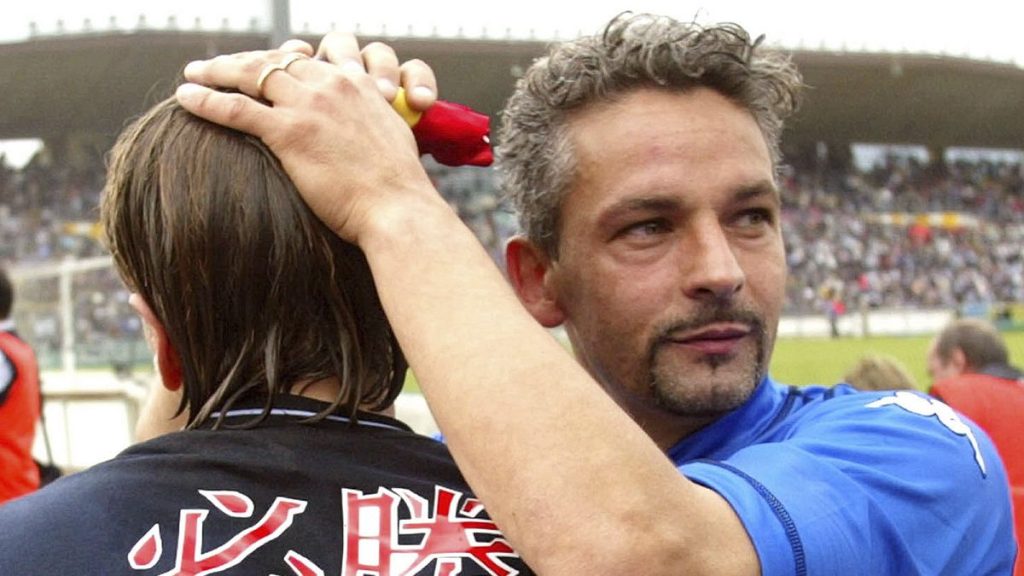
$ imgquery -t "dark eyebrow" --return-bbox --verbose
[607,196,683,213]
[596,196,682,230]
[597,179,780,231]
[602,180,778,215]
[735,180,780,203]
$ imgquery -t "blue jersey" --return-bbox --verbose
[672,378,1016,575]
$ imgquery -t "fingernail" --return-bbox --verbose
[175,83,204,103]
[183,60,204,77]
[376,78,397,98]
[411,86,435,101]
[341,60,364,74]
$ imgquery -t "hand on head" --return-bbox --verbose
[176,33,442,245]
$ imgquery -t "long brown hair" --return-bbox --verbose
[101,97,406,428]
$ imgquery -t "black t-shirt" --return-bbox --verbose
[0,395,533,575]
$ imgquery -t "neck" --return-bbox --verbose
[289,377,396,418]
[613,395,717,451]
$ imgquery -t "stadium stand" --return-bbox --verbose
[2,146,1022,361]
[0,14,1021,469]
[781,152,1023,314]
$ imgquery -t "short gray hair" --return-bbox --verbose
[935,318,1010,370]
[496,13,804,256]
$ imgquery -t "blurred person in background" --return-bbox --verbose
[929,317,1024,576]
[0,94,531,575]
[0,267,40,504]
[844,354,918,391]
[178,13,1015,574]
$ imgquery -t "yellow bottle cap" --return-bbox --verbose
[392,87,423,128]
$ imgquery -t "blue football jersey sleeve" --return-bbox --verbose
[680,389,1015,575]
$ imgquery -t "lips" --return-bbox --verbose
[667,324,751,355]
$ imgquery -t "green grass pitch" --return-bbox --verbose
[769,331,1024,390]
[403,331,1024,394]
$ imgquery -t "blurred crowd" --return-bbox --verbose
[1,149,139,368]
[0,150,106,263]
[781,154,1023,313]
[2,146,1022,367]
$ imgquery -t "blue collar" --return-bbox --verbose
[667,376,791,464]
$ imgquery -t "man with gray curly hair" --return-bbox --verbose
[498,17,798,257]
[177,12,1016,575]
[496,16,1014,573]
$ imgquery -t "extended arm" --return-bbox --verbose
[175,37,758,575]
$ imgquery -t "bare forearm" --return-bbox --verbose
[361,199,756,575]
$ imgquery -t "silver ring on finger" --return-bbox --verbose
[255,53,308,100]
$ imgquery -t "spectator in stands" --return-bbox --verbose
[2,96,1021,323]
[844,354,918,391]
[178,13,1014,574]
[821,284,845,338]
[0,267,41,504]
[928,318,1024,576]
[0,95,532,575]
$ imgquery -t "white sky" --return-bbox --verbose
[2,0,1023,65]
[2,1,1022,167]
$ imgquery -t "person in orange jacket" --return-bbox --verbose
[0,267,40,504]
[929,317,1024,576]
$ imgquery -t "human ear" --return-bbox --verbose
[949,348,969,375]
[505,237,566,328]
[128,294,183,392]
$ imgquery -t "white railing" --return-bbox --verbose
[35,372,437,473]
[36,372,149,472]
[778,308,956,338]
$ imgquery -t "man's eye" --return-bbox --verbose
[737,209,774,227]
[623,220,668,237]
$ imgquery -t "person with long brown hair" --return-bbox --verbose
[0,94,532,575]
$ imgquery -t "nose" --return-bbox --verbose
[681,218,745,301]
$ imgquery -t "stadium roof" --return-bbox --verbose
[5,1,1024,64]
[2,28,1023,153]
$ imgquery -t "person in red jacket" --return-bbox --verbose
[929,317,1024,576]
[0,267,41,504]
